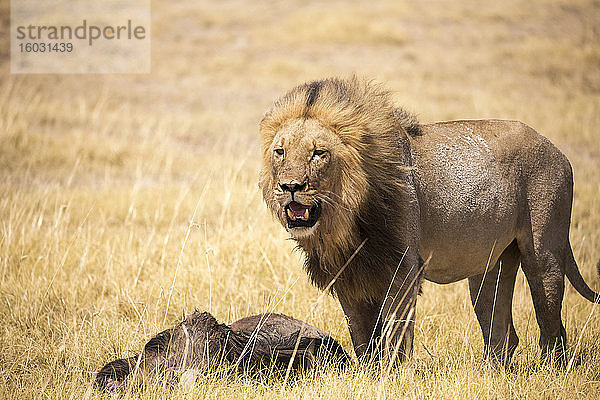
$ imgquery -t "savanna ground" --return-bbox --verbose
[1,0,600,398]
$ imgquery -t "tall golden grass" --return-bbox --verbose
[1,0,599,398]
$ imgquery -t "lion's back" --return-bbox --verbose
[411,119,569,283]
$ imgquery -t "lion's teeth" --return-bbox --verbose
[303,209,309,220]
[287,209,295,220]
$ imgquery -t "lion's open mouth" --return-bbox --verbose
[285,201,321,229]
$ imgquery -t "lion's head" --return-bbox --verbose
[260,77,419,246]
[260,114,364,243]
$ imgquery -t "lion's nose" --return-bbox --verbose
[279,181,307,193]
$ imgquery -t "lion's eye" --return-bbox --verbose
[274,148,284,156]
[313,149,327,158]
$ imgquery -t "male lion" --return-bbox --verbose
[259,76,599,366]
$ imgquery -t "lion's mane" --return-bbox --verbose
[259,77,421,303]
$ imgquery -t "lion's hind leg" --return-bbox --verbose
[517,237,568,365]
[517,229,570,366]
[516,158,573,365]
[468,239,521,367]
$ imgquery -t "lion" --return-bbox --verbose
[259,76,599,366]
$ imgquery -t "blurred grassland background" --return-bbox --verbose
[1,0,600,398]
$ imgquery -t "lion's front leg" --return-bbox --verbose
[338,297,384,362]
[381,254,423,365]
[339,255,424,364]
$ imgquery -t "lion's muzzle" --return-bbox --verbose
[285,200,321,229]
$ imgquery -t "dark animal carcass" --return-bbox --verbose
[95,311,350,390]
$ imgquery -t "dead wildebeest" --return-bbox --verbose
[95,311,350,391]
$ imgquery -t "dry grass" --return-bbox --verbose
[1,0,600,398]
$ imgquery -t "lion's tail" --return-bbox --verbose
[565,251,600,303]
